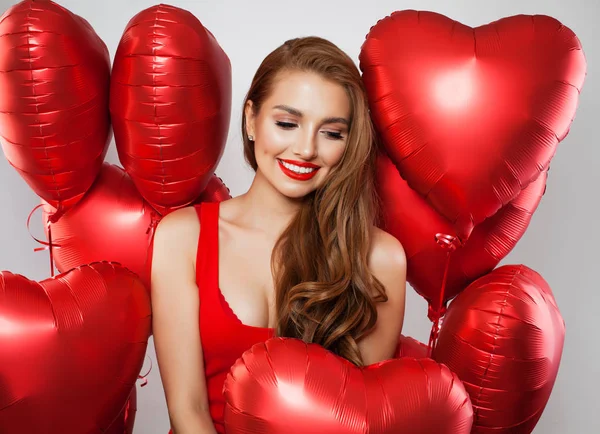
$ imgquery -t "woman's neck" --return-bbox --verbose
[235,169,304,238]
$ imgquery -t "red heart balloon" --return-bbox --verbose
[224,338,473,434]
[0,0,111,222]
[0,262,151,433]
[42,164,158,289]
[41,163,232,289]
[434,265,565,433]
[360,10,586,240]
[110,4,232,215]
[375,151,547,310]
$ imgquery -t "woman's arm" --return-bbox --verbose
[151,208,217,434]
[357,227,407,366]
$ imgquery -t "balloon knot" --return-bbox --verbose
[434,233,462,251]
[427,304,447,323]
[145,213,161,235]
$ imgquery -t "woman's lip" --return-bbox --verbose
[278,159,320,181]
[278,158,321,169]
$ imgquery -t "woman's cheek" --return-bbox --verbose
[322,144,346,167]
[260,125,289,155]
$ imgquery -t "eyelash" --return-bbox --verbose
[275,121,344,140]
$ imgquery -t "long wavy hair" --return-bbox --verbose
[241,36,386,366]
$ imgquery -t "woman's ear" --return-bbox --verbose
[244,100,256,138]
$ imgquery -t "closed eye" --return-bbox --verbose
[325,131,344,140]
[276,121,344,140]
[275,121,297,129]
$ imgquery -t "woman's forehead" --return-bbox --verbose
[266,70,351,119]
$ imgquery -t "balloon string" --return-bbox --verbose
[137,355,153,387]
[140,210,160,285]
[427,233,461,357]
[145,211,160,236]
[47,224,55,277]
[27,204,62,277]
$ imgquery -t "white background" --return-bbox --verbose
[0,0,598,433]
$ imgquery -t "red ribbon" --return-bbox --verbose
[27,204,62,277]
[426,233,461,358]
[137,355,153,387]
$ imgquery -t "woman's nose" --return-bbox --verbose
[292,132,318,159]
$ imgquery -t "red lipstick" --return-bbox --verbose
[277,159,320,181]
[279,159,321,168]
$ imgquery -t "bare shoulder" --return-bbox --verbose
[151,206,201,286]
[368,226,407,297]
[153,206,200,253]
[369,226,406,265]
[154,206,200,239]
[357,226,407,364]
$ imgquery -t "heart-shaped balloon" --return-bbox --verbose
[0,262,151,433]
[0,0,111,222]
[42,163,232,289]
[110,4,232,215]
[42,163,158,289]
[434,265,565,433]
[375,150,547,310]
[360,10,586,240]
[224,338,473,434]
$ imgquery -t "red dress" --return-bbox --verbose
[168,201,274,433]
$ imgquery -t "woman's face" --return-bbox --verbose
[245,70,351,199]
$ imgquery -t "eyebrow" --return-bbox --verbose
[272,104,350,126]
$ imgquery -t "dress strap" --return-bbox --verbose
[195,202,220,296]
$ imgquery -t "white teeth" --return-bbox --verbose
[281,160,316,174]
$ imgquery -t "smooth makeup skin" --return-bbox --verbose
[245,70,352,199]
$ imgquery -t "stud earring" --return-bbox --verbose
[248,135,254,141]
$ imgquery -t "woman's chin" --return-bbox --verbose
[279,188,314,200]
[274,182,317,200]
[260,168,321,200]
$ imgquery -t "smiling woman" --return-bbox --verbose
[245,70,352,197]
[151,36,407,434]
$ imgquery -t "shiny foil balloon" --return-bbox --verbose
[42,163,232,290]
[375,150,547,310]
[42,163,160,290]
[360,11,586,240]
[224,338,473,434]
[0,0,111,222]
[434,265,565,433]
[0,262,152,433]
[110,4,232,215]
